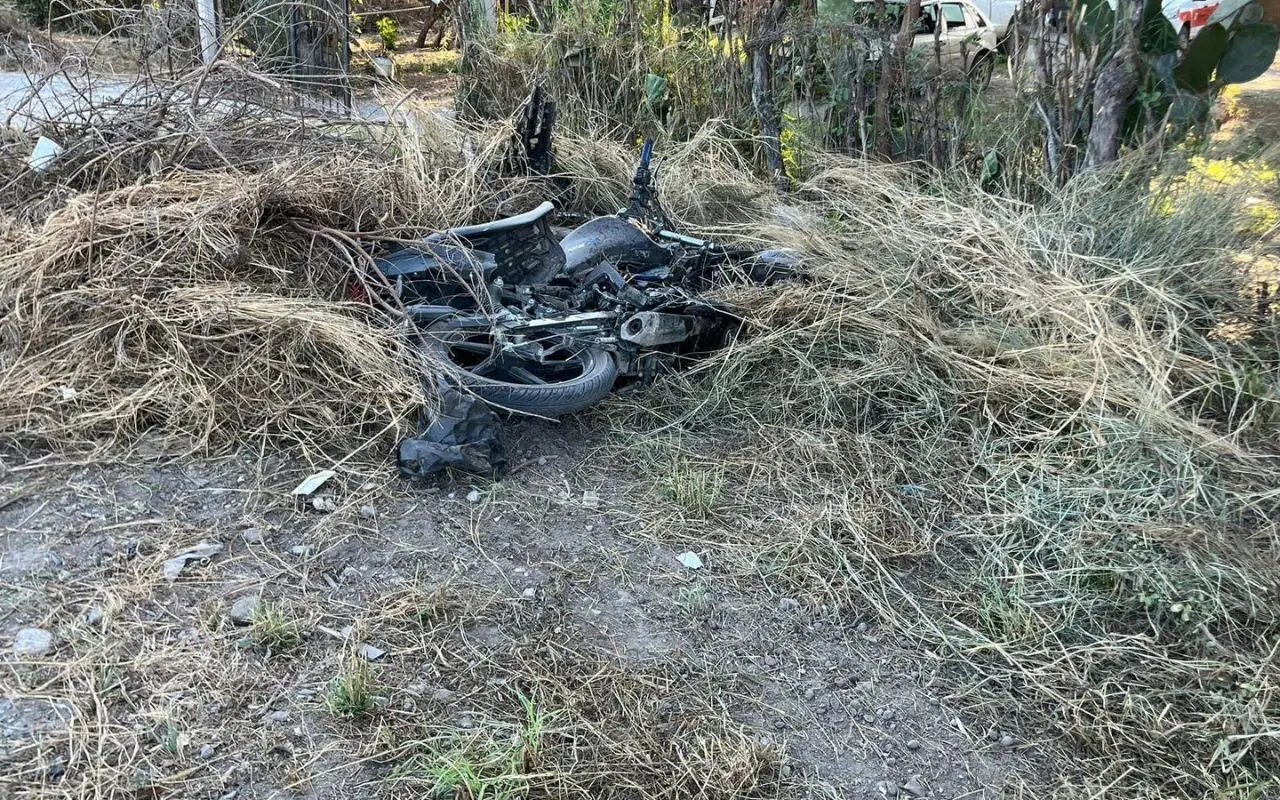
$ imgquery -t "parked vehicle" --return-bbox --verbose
[1163,0,1221,47]
[853,0,1001,83]
[973,0,1022,46]
[374,141,798,477]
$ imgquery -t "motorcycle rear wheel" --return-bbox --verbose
[426,325,618,418]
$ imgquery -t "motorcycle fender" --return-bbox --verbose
[559,216,671,277]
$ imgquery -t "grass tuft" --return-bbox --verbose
[658,461,723,517]
[327,654,379,719]
[251,603,301,653]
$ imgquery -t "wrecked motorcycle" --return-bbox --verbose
[373,140,795,478]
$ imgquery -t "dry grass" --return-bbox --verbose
[0,69,638,461]
[606,151,1280,797]
[368,587,781,800]
[0,165,426,458]
[3,62,1280,799]
[0,506,782,800]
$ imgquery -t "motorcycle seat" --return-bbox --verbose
[437,201,555,240]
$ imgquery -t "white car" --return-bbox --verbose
[853,0,1002,82]
[972,0,1022,44]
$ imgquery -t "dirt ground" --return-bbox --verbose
[3,45,1279,800]
[0,412,1038,799]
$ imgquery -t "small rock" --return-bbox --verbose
[676,551,703,569]
[162,541,221,582]
[522,587,537,598]
[296,689,317,698]
[359,505,376,519]
[781,764,793,778]
[292,469,337,496]
[228,596,261,626]
[86,606,105,626]
[431,688,455,703]
[465,489,482,503]
[356,643,386,661]
[773,719,785,730]
[764,655,778,667]
[862,713,876,724]
[906,739,922,751]
[999,733,1016,748]
[341,566,362,582]
[458,716,474,729]
[778,597,800,613]
[902,775,928,798]
[290,545,313,557]
[856,621,869,633]
[879,781,899,798]
[199,744,216,759]
[241,528,264,544]
[581,489,601,509]
[311,496,337,513]
[803,688,815,701]
[537,456,547,466]
[13,628,53,657]
[265,710,290,725]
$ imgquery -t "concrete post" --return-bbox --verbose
[197,0,219,64]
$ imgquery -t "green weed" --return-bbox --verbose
[677,580,712,618]
[658,462,722,517]
[251,603,301,653]
[327,654,378,719]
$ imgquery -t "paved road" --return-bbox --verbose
[0,71,133,128]
[0,69,409,130]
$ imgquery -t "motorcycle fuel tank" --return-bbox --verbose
[559,216,672,278]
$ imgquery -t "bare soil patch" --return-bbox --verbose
[1,421,1030,799]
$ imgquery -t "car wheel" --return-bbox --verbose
[969,52,995,89]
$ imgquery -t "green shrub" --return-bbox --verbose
[376,15,399,51]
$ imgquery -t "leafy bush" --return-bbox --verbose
[377,15,399,52]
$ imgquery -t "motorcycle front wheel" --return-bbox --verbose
[425,325,618,418]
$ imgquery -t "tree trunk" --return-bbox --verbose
[873,0,920,160]
[1085,0,1141,168]
[417,2,443,48]
[750,1,786,187]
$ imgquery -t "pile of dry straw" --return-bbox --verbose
[0,71,629,459]
[615,134,1280,796]
[1,69,1278,796]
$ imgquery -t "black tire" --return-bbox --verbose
[969,52,995,89]
[427,325,618,417]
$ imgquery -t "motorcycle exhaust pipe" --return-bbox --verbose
[620,312,706,346]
